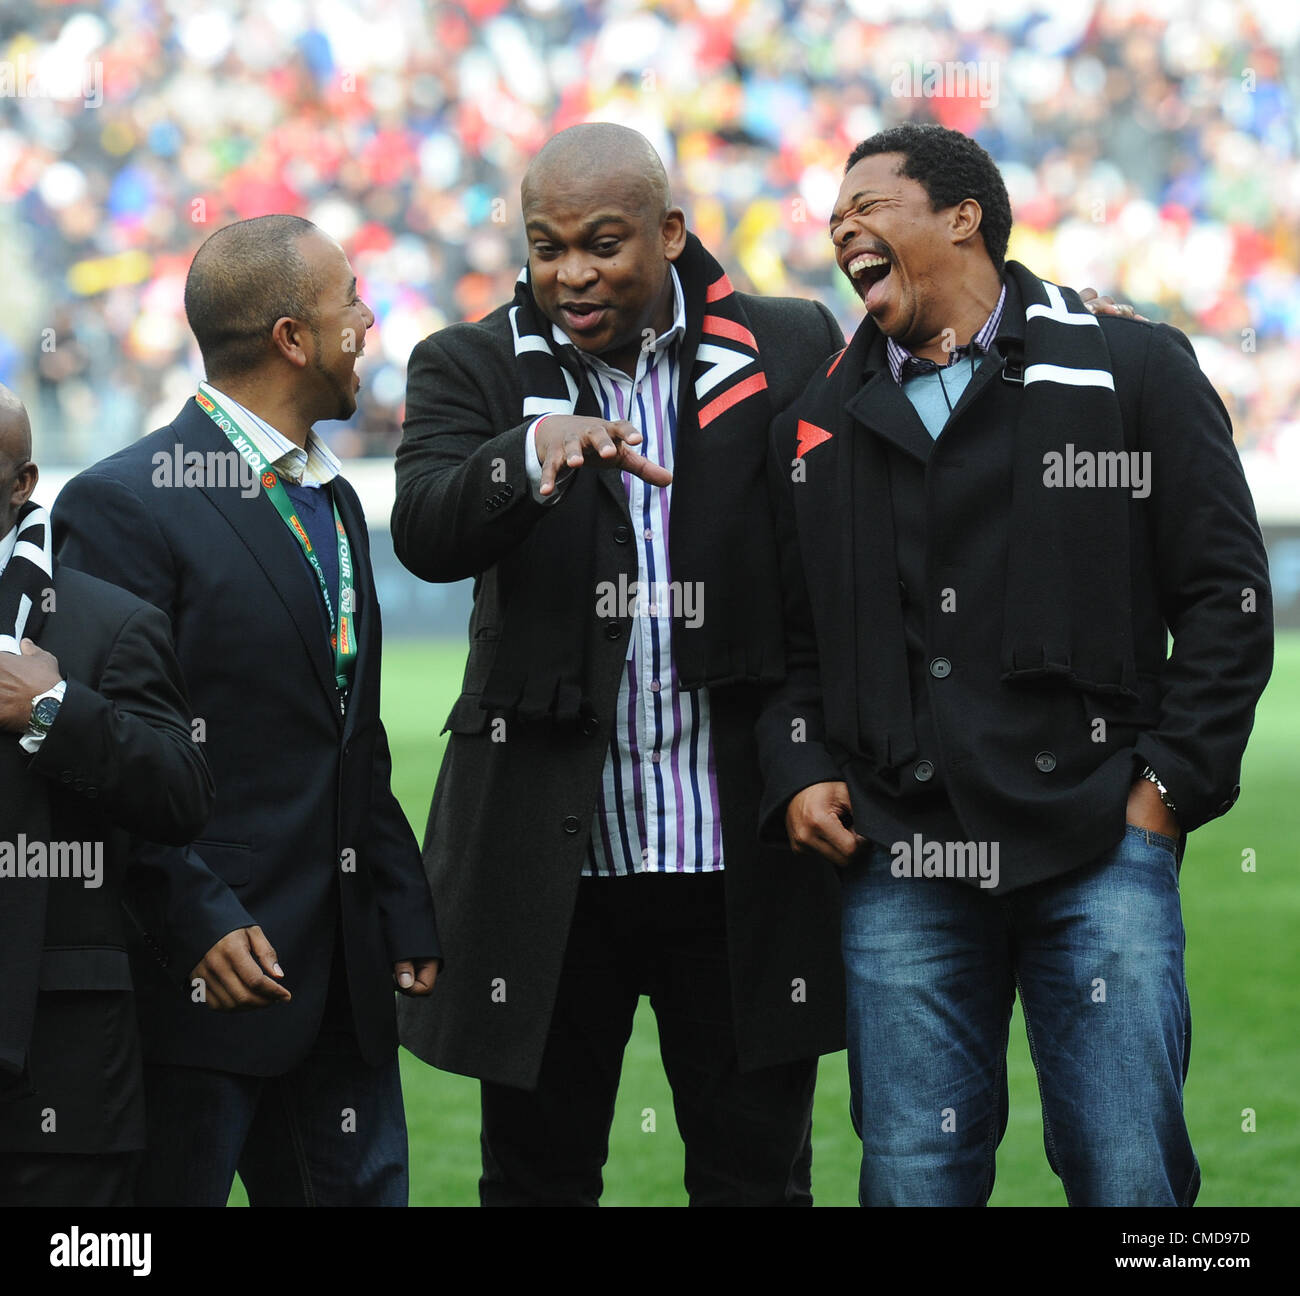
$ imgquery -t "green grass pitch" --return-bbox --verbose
[232,633,1299,1207]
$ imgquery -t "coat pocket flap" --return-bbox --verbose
[441,692,490,736]
[38,946,133,991]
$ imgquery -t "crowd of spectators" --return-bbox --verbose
[1,0,1295,503]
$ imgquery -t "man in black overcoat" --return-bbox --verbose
[760,124,1273,1207]
[0,389,213,1205]
[393,123,847,1205]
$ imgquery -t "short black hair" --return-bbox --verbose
[845,124,1011,269]
[184,215,321,382]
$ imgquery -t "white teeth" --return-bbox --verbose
[849,254,889,278]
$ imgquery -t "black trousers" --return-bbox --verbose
[480,872,817,1206]
[0,1149,139,1207]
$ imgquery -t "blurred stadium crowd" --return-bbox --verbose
[0,0,1296,488]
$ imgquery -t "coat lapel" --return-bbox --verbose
[844,367,934,463]
[176,401,339,717]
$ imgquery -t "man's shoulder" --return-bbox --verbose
[732,292,845,396]
[64,410,204,496]
[50,563,159,634]
[1093,315,1202,391]
[735,291,830,332]
[414,303,517,362]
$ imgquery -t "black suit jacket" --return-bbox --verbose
[392,290,847,1089]
[53,400,438,1074]
[759,279,1274,890]
[0,565,212,1153]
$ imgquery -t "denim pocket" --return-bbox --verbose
[1124,822,1180,856]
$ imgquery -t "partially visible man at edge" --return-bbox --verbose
[759,123,1272,1206]
[0,387,212,1205]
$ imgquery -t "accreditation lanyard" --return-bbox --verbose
[194,388,357,706]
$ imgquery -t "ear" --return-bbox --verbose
[270,315,311,370]
[12,461,38,511]
[950,198,984,251]
[661,207,687,262]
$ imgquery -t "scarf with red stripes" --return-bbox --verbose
[482,233,785,726]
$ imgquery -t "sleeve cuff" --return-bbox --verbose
[524,415,575,505]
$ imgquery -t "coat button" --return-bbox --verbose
[502,483,514,498]
[603,620,622,641]
[929,657,951,679]
[613,524,630,544]
[1035,751,1057,772]
[562,815,581,834]
[914,759,935,782]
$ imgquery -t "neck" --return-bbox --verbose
[207,373,313,449]
[907,261,1003,364]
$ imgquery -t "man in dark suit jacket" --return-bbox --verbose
[54,215,440,1207]
[0,389,213,1206]
[760,124,1273,1206]
[393,123,846,1206]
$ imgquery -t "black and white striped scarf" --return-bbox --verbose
[0,501,53,655]
[790,261,1137,771]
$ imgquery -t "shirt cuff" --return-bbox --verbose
[524,415,575,505]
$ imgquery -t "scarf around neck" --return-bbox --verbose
[792,261,1139,772]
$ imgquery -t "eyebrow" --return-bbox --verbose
[525,214,634,240]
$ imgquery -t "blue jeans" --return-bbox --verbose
[842,825,1198,1206]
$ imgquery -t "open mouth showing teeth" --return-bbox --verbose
[849,253,890,283]
[848,252,893,312]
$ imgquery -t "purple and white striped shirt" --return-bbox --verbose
[552,269,724,877]
[885,284,1007,384]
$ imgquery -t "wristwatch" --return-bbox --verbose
[26,680,67,740]
[1140,765,1177,814]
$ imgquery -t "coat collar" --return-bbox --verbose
[842,272,1025,462]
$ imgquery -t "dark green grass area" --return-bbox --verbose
[233,634,1299,1207]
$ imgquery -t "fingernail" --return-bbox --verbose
[399,971,413,987]
[273,963,284,976]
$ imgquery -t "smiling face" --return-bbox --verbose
[298,232,375,422]
[523,168,686,376]
[830,152,978,349]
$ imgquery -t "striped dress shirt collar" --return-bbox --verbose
[886,283,1008,385]
[198,381,342,488]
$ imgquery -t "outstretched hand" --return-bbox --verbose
[534,415,672,497]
